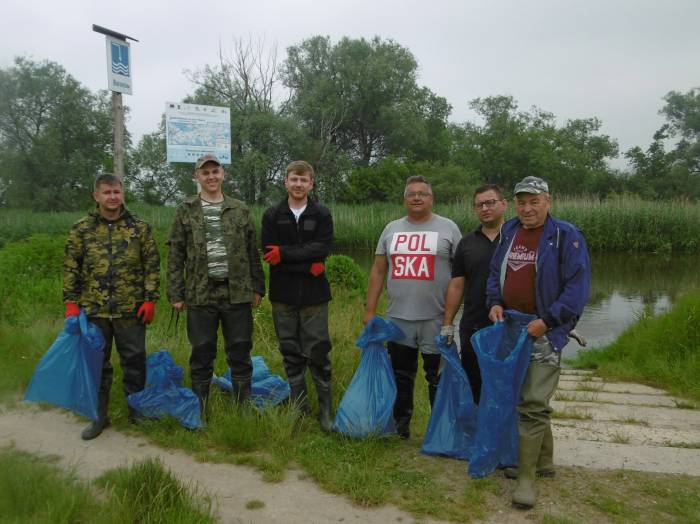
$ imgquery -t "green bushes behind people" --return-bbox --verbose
[3,195,700,252]
[571,288,700,402]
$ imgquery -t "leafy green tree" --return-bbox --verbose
[451,95,619,195]
[128,121,194,205]
[0,57,112,210]
[186,39,307,204]
[283,36,451,168]
[626,88,700,200]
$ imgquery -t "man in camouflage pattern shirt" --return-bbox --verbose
[167,155,265,416]
[64,173,161,440]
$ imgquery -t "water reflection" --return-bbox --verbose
[337,251,700,359]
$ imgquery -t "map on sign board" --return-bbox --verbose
[165,102,231,164]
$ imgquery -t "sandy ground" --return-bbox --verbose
[1,369,698,523]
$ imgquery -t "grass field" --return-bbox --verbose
[3,194,700,252]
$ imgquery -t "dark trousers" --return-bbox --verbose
[387,342,441,433]
[90,317,146,405]
[271,302,332,389]
[187,302,253,389]
[459,325,483,404]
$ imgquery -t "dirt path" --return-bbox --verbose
[1,369,698,523]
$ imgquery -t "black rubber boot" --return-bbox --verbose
[128,406,145,425]
[289,379,310,414]
[191,382,210,421]
[388,342,418,440]
[315,380,334,433]
[81,391,110,440]
[232,378,252,405]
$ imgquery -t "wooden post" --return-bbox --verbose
[112,91,125,179]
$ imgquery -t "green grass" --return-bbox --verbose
[96,457,215,523]
[572,287,700,403]
[4,194,700,251]
[0,448,215,523]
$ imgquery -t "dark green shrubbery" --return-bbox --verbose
[325,254,366,295]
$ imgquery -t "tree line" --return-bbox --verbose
[0,36,698,211]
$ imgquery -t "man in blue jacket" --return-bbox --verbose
[486,176,590,509]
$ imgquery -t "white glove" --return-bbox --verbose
[440,325,455,346]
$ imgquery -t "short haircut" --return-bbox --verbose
[286,160,315,180]
[404,175,432,191]
[94,173,123,191]
[473,183,504,201]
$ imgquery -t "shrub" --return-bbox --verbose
[325,254,366,294]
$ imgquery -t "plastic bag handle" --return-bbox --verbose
[78,309,89,336]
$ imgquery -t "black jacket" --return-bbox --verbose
[261,199,333,305]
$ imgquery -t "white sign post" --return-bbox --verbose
[105,36,132,95]
[93,25,138,179]
[165,102,232,164]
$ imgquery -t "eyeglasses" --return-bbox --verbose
[473,198,503,209]
[404,191,432,199]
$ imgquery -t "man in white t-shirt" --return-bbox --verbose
[364,175,462,438]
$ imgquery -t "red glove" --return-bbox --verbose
[65,301,80,318]
[263,245,281,265]
[310,262,325,277]
[137,301,156,324]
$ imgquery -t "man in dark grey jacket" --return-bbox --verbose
[261,160,334,431]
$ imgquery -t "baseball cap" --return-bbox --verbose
[514,176,549,195]
[195,154,221,170]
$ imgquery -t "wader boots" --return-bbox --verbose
[288,378,311,414]
[81,391,110,440]
[504,425,556,479]
[232,377,252,405]
[512,358,561,509]
[191,381,210,420]
[314,379,334,433]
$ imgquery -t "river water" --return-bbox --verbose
[339,251,700,360]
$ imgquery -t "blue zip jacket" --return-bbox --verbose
[486,215,591,352]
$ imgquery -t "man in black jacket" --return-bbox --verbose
[261,160,334,431]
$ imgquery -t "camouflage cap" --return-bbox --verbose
[195,154,221,170]
[514,176,549,195]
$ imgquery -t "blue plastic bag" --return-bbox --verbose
[25,311,104,420]
[333,316,404,438]
[212,356,290,408]
[127,350,202,429]
[468,310,535,478]
[421,335,478,460]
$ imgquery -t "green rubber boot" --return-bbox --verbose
[504,425,556,479]
[512,432,542,508]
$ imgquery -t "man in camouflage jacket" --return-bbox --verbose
[167,154,265,415]
[64,173,160,440]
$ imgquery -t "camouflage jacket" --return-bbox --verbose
[63,207,161,318]
[167,194,265,305]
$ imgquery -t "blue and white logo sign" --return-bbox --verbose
[105,36,132,95]
[111,42,130,76]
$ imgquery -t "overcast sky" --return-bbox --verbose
[3,0,699,169]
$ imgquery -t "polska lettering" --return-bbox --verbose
[389,231,438,281]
